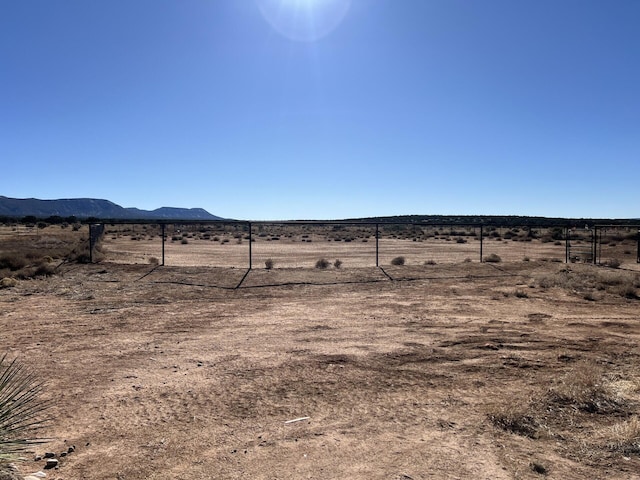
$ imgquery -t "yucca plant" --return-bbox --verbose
[0,354,50,465]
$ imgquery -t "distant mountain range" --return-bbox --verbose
[0,196,224,221]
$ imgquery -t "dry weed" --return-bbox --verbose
[548,362,621,414]
[605,416,640,455]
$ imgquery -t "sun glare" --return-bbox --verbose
[256,0,351,42]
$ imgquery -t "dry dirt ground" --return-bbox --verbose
[2,258,640,479]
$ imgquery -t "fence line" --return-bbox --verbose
[90,221,640,268]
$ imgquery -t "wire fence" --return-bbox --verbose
[91,222,640,270]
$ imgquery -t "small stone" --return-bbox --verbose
[59,452,67,457]
[67,445,76,453]
[25,473,47,479]
[43,452,56,459]
[44,459,59,470]
[34,455,43,461]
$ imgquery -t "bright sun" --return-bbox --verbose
[256,0,351,42]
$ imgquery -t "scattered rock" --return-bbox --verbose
[34,455,43,461]
[43,453,55,459]
[24,472,47,480]
[67,445,76,454]
[44,459,58,470]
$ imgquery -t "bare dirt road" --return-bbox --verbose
[2,261,640,479]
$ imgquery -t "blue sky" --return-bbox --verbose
[1,0,639,220]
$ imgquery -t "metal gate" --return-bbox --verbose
[567,227,595,264]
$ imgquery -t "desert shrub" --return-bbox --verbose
[456,237,467,244]
[548,362,620,414]
[148,257,159,266]
[484,253,502,263]
[391,256,405,266]
[0,354,50,465]
[514,289,529,298]
[0,278,17,289]
[604,258,621,269]
[606,416,640,455]
[424,259,436,265]
[523,257,530,262]
[315,258,330,269]
[612,284,638,299]
[334,259,342,269]
[265,259,274,270]
[181,238,189,245]
[0,254,28,271]
[68,240,102,264]
[32,263,55,277]
[171,235,179,242]
[488,402,540,438]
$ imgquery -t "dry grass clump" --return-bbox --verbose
[0,252,57,280]
[537,267,639,300]
[489,361,632,449]
[488,400,541,439]
[604,416,640,455]
[265,259,274,270]
[0,254,28,271]
[484,253,502,263]
[548,362,621,414]
[0,278,17,289]
[603,258,622,269]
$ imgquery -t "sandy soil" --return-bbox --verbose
[2,258,640,480]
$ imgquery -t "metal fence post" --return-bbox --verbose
[248,221,252,270]
[479,225,483,262]
[375,223,379,267]
[89,224,93,263]
[565,227,569,263]
[161,223,165,266]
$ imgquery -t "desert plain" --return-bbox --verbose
[1,224,640,479]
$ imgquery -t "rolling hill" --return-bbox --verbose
[0,196,224,221]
